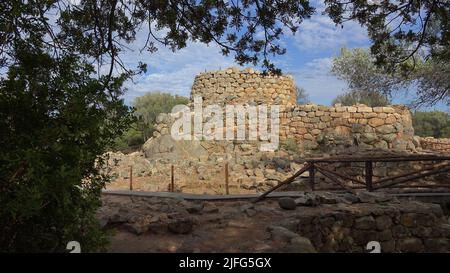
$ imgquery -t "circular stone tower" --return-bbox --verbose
[190,67,297,106]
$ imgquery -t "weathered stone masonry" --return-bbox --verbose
[99,193,450,253]
[191,67,297,106]
[286,200,450,252]
[190,67,417,152]
[280,104,415,151]
[104,68,447,193]
[419,137,450,153]
[102,68,450,253]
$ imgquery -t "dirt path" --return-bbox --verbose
[109,216,275,253]
[100,194,299,253]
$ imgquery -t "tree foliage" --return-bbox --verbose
[0,0,315,74]
[296,86,310,104]
[0,43,132,252]
[112,92,189,152]
[133,92,189,141]
[1,0,448,252]
[332,47,449,107]
[324,0,450,66]
[332,90,391,107]
[111,125,143,152]
[412,111,450,138]
[331,48,407,95]
[412,58,450,107]
[325,0,449,107]
[3,0,312,251]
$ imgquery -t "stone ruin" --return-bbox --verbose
[100,68,450,253]
[104,67,449,193]
[100,191,450,252]
[191,67,297,106]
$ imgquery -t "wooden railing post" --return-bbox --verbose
[171,164,174,192]
[365,161,373,191]
[129,165,133,191]
[225,162,229,195]
[309,162,315,191]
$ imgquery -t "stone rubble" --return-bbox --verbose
[101,67,448,194]
[100,192,450,253]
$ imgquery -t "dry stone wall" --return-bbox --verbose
[191,67,296,106]
[419,137,450,153]
[104,68,448,193]
[286,196,450,253]
[99,192,450,253]
[280,104,416,152]
[190,67,418,152]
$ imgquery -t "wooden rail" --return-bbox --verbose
[255,155,450,202]
[254,163,311,202]
[171,164,174,192]
[305,155,450,163]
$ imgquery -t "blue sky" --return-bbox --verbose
[119,1,448,112]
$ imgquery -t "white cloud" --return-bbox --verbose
[118,3,365,106]
[302,57,334,76]
[293,13,369,53]
[122,35,349,106]
[120,28,237,104]
[288,57,348,105]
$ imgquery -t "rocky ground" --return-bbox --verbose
[102,145,448,195]
[102,149,307,194]
[98,191,450,253]
[100,194,313,253]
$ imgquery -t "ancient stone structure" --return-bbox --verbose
[182,68,419,151]
[104,67,448,194]
[280,104,415,151]
[100,67,450,253]
[99,191,450,253]
[191,67,296,106]
[419,137,450,153]
[190,67,417,152]
[288,195,450,252]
